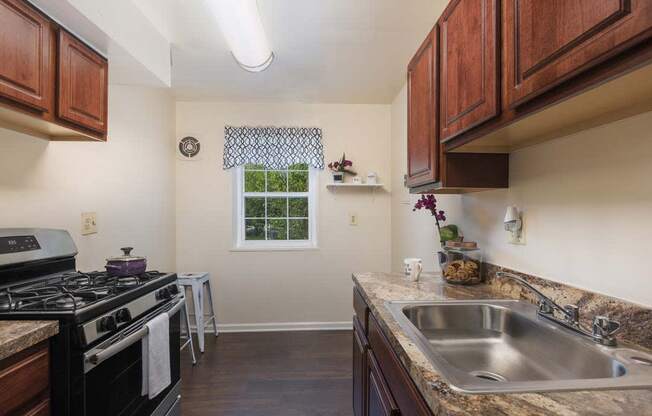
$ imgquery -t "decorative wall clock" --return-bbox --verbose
[178,136,201,160]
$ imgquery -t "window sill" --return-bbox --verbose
[230,245,319,253]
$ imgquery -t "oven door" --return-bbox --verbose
[81,297,182,416]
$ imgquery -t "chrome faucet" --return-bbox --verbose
[592,316,622,346]
[496,272,621,346]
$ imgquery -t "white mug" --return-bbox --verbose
[403,258,423,282]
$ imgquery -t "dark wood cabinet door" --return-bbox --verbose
[353,318,367,416]
[439,0,499,141]
[505,0,652,107]
[24,399,50,416]
[406,27,439,188]
[58,30,108,134]
[0,0,52,112]
[0,343,49,415]
[353,288,368,333]
[367,351,400,416]
[367,314,433,416]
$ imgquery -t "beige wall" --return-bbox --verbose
[457,110,652,307]
[0,85,176,271]
[390,84,463,273]
[175,101,392,328]
[4,77,647,326]
[390,82,652,307]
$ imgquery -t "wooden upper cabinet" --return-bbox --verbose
[0,0,52,113]
[58,30,108,134]
[505,0,652,107]
[439,0,499,141]
[406,28,438,188]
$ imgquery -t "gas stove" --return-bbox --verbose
[0,268,179,346]
[0,270,168,312]
[0,228,182,416]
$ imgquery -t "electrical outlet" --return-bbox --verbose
[507,215,526,245]
[349,213,358,226]
[81,212,98,235]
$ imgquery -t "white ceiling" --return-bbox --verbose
[135,0,444,104]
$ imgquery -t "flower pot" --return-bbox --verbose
[332,172,344,183]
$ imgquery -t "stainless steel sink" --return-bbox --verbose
[386,300,652,394]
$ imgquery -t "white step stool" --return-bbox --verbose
[177,272,218,353]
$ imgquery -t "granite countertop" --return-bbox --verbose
[353,271,652,416]
[0,320,59,361]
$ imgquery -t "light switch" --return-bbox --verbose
[349,213,358,226]
[81,212,98,235]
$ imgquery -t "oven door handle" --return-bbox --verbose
[84,297,184,373]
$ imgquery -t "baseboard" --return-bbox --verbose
[188,321,353,333]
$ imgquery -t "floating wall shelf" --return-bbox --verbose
[326,183,385,189]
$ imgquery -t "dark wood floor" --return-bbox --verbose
[181,330,353,416]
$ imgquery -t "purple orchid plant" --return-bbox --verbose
[413,194,458,246]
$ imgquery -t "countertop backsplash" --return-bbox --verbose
[483,263,652,350]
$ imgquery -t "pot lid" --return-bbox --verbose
[106,247,146,262]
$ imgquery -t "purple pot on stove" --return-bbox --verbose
[105,247,147,277]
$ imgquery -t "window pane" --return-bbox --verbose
[245,219,265,240]
[288,163,308,170]
[289,219,309,240]
[245,197,265,217]
[244,170,265,192]
[240,164,313,246]
[267,219,287,240]
[267,171,287,192]
[245,163,265,170]
[289,198,308,217]
[267,197,287,218]
[288,171,309,192]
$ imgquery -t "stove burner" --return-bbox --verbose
[74,288,111,299]
[73,276,91,286]
[0,297,14,311]
[116,277,139,289]
[50,295,84,309]
[0,270,167,312]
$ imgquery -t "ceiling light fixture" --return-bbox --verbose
[207,0,275,73]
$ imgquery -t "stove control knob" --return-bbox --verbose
[157,287,171,300]
[168,285,179,295]
[115,308,132,323]
[99,315,117,332]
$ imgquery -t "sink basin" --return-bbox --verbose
[386,300,652,393]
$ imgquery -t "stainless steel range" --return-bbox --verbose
[0,229,182,416]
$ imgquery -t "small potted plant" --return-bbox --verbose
[413,195,484,285]
[328,153,357,183]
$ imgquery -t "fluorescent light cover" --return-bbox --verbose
[207,0,274,72]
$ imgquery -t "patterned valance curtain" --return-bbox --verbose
[223,126,325,170]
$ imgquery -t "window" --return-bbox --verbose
[225,125,324,250]
[234,163,317,249]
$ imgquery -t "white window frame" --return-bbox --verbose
[233,166,319,251]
